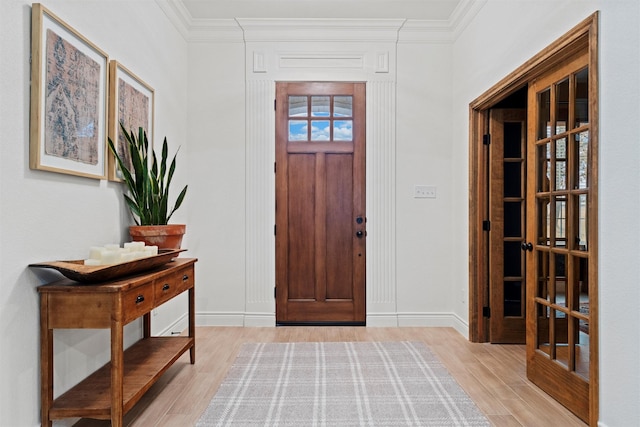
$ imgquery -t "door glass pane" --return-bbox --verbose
[504,201,522,237]
[537,143,551,192]
[333,120,353,141]
[576,256,590,380]
[333,96,353,117]
[504,241,522,277]
[554,309,570,368]
[311,96,330,117]
[538,250,550,300]
[289,120,307,141]
[555,138,567,190]
[537,196,550,246]
[504,281,523,317]
[575,131,589,189]
[538,88,551,139]
[555,78,569,134]
[575,194,588,250]
[289,96,308,117]
[574,67,589,127]
[310,120,330,141]
[537,301,551,354]
[555,196,567,243]
[571,255,589,309]
[504,122,523,158]
[504,162,521,197]
[555,252,568,307]
[575,314,590,380]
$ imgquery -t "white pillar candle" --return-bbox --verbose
[84,259,101,266]
[89,246,105,260]
[101,250,120,265]
[120,252,137,262]
[144,246,158,257]
[124,241,146,252]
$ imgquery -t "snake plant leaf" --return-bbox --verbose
[107,122,188,226]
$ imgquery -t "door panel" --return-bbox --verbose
[489,109,527,344]
[526,51,592,422]
[275,82,366,325]
[287,154,316,299]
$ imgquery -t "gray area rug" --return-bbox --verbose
[197,341,491,426]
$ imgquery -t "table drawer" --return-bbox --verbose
[123,284,154,323]
[154,265,194,305]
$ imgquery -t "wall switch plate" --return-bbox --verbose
[414,185,436,198]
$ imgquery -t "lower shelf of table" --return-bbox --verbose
[49,336,194,420]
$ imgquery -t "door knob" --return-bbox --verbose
[521,242,533,252]
[356,230,365,238]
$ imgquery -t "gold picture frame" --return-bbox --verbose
[107,61,155,182]
[29,3,108,179]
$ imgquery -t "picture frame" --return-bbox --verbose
[107,61,155,182]
[29,3,109,180]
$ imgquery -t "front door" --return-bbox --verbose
[275,82,366,325]
[525,50,592,422]
[489,108,527,343]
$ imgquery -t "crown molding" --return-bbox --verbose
[157,0,487,44]
[155,0,191,40]
[156,0,244,42]
[235,18,406,43]
[449,0,487,40]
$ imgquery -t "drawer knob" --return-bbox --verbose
[162,284,170,291]
[135,295,145,304]
[183,274,189,281]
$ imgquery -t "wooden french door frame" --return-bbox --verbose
[488,108,528,344]
[468,13,598,425]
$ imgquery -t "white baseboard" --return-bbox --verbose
[397,312,469,337]
[157,312,190,336]
[194,311,468,337]
[196,312,246,326]
[244,313,276,327]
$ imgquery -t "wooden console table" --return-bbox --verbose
[38,258,197,427]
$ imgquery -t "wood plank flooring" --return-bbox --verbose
[74,326,586,426]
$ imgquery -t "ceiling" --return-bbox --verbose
[180,0,463,20]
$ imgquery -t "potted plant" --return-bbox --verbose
[108,122,188,249]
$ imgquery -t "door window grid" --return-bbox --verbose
[535,66,590,380]
[288,95,353,142]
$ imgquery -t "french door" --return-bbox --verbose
[275,82,366,325]
[526,51,593,422]
[489,109,527,344]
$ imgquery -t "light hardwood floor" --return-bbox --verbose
[74,326,586,427]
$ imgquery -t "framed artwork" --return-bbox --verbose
[29,4,109,179]
[107,61,155,181]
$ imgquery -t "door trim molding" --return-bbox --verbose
[242,36,399,324]
[468,11,598,425]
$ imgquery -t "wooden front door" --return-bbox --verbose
[489,108,528,343]
[275,82,366,325]
[525,50,593,422]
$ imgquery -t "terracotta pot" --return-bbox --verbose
[129,224,186,250]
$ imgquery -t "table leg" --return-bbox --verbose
[40,294,53,427]
[111,313,124,426]
[189,286,195,364]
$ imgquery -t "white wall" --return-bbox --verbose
[0,1,188,425]
[451,1,640,425]
[187,39,248,324]
[396,41,456,324]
